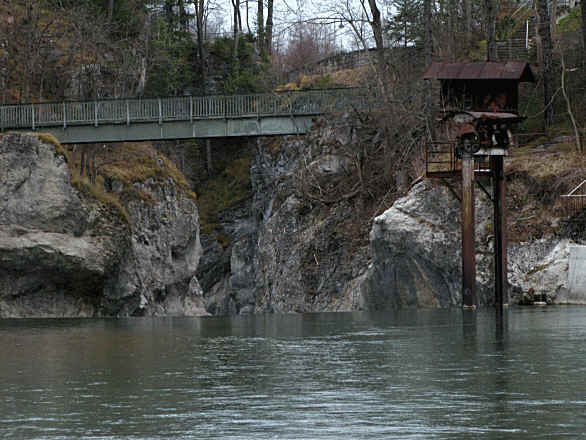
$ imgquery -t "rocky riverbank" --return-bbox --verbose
[196,117,583,314]
[0,128,582,318]
[0,133,207,317]
[359,180,582,308]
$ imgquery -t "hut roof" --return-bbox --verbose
[422,61,535,82]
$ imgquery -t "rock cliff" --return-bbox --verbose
[360,180,581,308]
[196,117,373,315]
[196,121,580,314]
[2,127,579,318]
[0,133,206,317]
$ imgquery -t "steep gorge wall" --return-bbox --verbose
[360,180,581,308]
[198,128,369,315]
[1,128,579,318]
[0,134,206,317]
[196,122,581,314]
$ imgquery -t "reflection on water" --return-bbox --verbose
[1,308,586,439]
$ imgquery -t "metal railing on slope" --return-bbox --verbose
[561,180,586,218]
[0,89,368,131]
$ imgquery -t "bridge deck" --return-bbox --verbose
[0,89,365,143]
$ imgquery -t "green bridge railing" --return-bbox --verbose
[0,89,367,131]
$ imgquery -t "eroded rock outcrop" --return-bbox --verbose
[251,139,366,313]
[198,125,369,315]
[360,179,580,308]
[0,133,205,317]
[182,119,580,315]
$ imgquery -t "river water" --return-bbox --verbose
[1,307,585,439]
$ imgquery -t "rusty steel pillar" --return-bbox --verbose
[461,153,477,308]
[491,156,508,309]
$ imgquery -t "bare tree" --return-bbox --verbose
[463,0,472,36]
[582,0,586,80]
[265,0,274,54]
[107,0,115,21]
[485,0,497,61]
[424,0,433,139]
[281,21,337,71]
[231,0,242,60]
[258,0,265,54]
[536,0,555,128]
[193,0,207,87]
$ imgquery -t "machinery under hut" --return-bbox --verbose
[423,61,535,176]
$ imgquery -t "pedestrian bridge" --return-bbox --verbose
[0,89,366,144]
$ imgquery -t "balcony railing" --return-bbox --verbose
[561,180,586,218]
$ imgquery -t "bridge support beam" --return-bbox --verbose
[461,153,477,308]
[20,116,316,144]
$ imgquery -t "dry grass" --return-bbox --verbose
[505,139,585,242]
[32,137,197,228]
[36,133,71,163]
[276,66,371,91]
[68,142,196,202]
[70,175,132,226]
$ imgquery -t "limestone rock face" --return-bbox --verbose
[0,133,88,234]
[102,176,205,316]
[360,180,490,308]
[360,180,579,309]
[199,132,366,315]
[509,239,575,304]
[0,133,205,317]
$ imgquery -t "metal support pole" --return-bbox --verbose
[491,156,507,309]
[461,152,477,308]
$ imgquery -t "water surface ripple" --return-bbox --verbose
[1,307,585,439]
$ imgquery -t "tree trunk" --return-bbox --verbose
[424,0,434,140]
[257,0,264,55]
[232,0,241,62]
[265,0,274,55]
[195,0,207,91]
[582,0,586,81]
[551,0,557,38]
[245,0,251,34]
[85,151,92,181]
[206,139,213,175]
[367,0,388,94]
[106,0,114,21]
[90,152,97,184]
[448,0,456,59]
[178,0,188,31]
[80,150,86,177]
[534,2,543,66]
[559,42,583,152]
[536,0,555,129]
[485,0,497,61]
[464,0,472,35]
[165,0,175,30]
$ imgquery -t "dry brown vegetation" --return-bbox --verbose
[506,139,585,242]
[46,138,196,227]
[276,67,372,91]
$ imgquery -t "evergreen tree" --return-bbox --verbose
[385,0,422,48]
